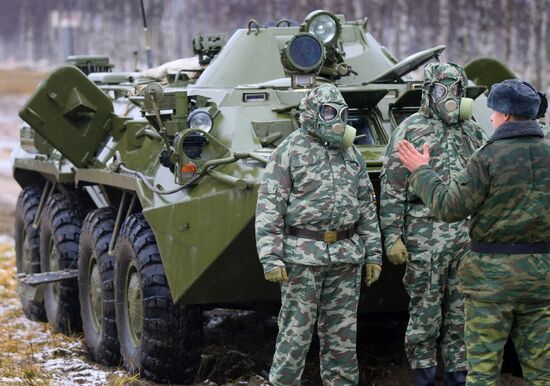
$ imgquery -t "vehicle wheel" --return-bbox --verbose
[115,213,202,384]
[14,185,47,321]
[40,192,88,333]
[78,207,120,365]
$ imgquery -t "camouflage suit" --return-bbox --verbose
[379,63,485,376]
[255,84,382,385]
[408,119,550,385]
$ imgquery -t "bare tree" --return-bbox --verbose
[438,0,450,61]
[533,0,548,89]
[351,0,364,21]
[501,0,511,63]
[394,0,409,59]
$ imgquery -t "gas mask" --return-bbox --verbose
[430,78,474,124]
[316,103,356,150]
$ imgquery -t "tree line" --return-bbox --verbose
[0,0,548,92]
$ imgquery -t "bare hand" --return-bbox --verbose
[397,140,430,172]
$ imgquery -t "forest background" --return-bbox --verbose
[1,0,549,94]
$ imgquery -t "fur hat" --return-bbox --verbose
[487,79,541,119]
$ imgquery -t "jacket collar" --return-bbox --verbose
[489,120,544,142]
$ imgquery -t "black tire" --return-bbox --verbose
[114,213,202,384]
[78,207,120,365]
[14,185,47,321]
[40,192,88,333]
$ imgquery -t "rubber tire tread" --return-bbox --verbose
[14,185,47,321]
[40,191,88,333]
[115,213,202,384]
[78,207,120,365]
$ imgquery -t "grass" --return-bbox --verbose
[0,242,52,384]
[0,69,46,95]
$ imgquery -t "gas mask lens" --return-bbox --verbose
[431,80,463,101]
[431,83,447,101]
[450,82,463,97]
[319,104,348,122]
[319,104,337,120]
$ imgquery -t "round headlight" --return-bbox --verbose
[304,11,341,45]
[187,110,213,132]
[281,33,324,73]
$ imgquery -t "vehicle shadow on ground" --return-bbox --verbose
[198,309,523,386]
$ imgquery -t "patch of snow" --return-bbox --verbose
[0,377,25,384]
[204,308,255,328]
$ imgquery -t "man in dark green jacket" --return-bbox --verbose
[397,79,550,386]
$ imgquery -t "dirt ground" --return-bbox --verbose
[0,68,526,385]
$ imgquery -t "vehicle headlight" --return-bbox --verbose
[304,11,340,45]
[282,33,324,73]
[187,110,213,132]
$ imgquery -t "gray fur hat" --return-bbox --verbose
[487,79,541,119]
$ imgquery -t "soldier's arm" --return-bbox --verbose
[355,151,383,265]
[409,150,488,222]
[472,120,488,148]
[255,147,292,273]
[379,126,409,251]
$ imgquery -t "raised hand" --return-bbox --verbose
[397,140,430,172]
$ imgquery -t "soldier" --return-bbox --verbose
[397,78,550,385]
[379,62,485,386]
[255,83,383,385]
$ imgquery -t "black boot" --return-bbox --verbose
[413,366,437,386]
[443,370,467,386]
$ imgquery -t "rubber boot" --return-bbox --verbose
[443,370,467,386]
[413,366,437,386]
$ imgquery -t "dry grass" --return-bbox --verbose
[106,373,148,386]
[0,240,150,385]
[0,243,52,385]
[0,69,46,95]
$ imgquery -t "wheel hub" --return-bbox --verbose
[89,255,103,332]
[47,237,60,302]
[126,264,143,347]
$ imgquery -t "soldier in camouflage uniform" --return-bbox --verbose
[255,83,383,385]
[379,62,485,386]
[398,78,550,386]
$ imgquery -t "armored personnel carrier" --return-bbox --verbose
[12,10,510,384]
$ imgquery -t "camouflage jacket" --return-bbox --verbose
[379,112,485,251]
[409,120,550,302]
[255,128,382,273]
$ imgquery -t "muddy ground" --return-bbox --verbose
[0,68,525,385]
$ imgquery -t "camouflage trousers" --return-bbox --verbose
[403,221,468,371]
[464,297,550,386]
[269,263,362,386]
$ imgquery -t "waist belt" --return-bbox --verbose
[470,241,550,254]
[286,226,355,244]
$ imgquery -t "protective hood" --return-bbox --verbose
[419,62,472,124]
[299,83,356,149]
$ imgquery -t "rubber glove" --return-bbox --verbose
[264,267,288,283]
[386,238,409,265]
[365,264,382,287]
